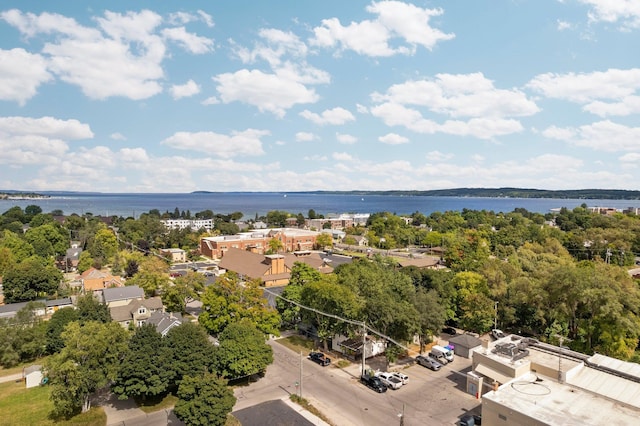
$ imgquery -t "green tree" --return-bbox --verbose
[276,263,322,325]
[0,302,47,367]
[2,258,62,303]
[266,238,283,254]
[166,323,215,385]
[76,294,111,324]
[46,308,80,354]
[174,374,236,426]
[0,230,34,262]
[213,319,273,379]
[46,321,129,417]
[112,324,174,401]
[76,251,94,273]
[126,257,170,297]
[315,233,333,250]
[413,288,446,354]
[90,229,118,264]
[161,271,205,314]
[199,273,280,336]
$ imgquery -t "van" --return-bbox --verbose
[431,345,454,363]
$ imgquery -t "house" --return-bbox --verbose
[395,256,441,270]
[23,365,43,388]
[217,248,333,287]
[102,285,144,308]
[448,333,484,359]
[109,297,164,328]
[332,335,386,360]
[0,300,47,320]
[45,298,74,315]
[146,311,185,336]
[159,248,186,263]
[80,268,124,293]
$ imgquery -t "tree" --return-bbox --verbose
[174,374,236,426]
[25,223,68,258]
[276,263,322,325]
[165,323,215,385]
[76,251,94,273]
[413,288,446,354]
[126,257,170,297]
[199,273,280,336]
[0,230,34,262]
[46,308,80,354]
[0,302,47,368]
[213,319,273,379]
[112,324,174,401]
[90,229,118,264]
[2,258,62,303]
[46,321,129,417]
[266,238,283,254]
[315,233,333,250]
[76,294,111,324]
[161,271,205,314]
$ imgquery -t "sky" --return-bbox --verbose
[0,1,639,193]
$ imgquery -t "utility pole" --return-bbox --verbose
[361,322,367,377]
[299,350,303,398]
[494,301,498,330]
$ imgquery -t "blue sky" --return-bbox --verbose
[0,0,639,193]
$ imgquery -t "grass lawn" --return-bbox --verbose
[135,393,178,414]
[0,356,50,378]
[0,381,106,426]
[275,335,317,354]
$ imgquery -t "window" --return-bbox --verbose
[137,320,145,327]
[138,308,146,314]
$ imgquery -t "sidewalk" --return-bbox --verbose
[0,373,23,384]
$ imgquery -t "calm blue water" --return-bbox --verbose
[2,192,640,219]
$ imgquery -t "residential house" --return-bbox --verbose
[45,298,74,316]
[159,248,186,263]
[332,335,386,360]
[395,256,442,270]
[146,311,185,336]
[217,247,333,287]
[80,268,124,293]
[102,285,144,308]
[448,333,484,359]
[110,297,164,328]
[0,300,46,320]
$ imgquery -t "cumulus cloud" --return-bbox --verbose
[295,132,317,142]
[336,133,358,144]
[168,10,214,27]
[170,79,201,99]
[162,27,214,54]
[333,152,353,161]
[0,48,52,105]
[378,133,408,145]
[214,69,320,118]
[0,9,214,101]
[425,150,454,162]
[299,107,355,125]
[527,68,640,116]
[310,0,454,56]
[370,72,536,139]
[161,128,269,158]
[543,120,640,151]
[578,0,640,29]
[557,20,574,31]
[110,132,126,140]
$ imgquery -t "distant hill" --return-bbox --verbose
[278,188,640,200]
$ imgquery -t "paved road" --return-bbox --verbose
[0,373,23,384]
[234,339,481,426]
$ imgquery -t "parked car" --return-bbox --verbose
[415,355,441,371]
[308,351,331,366]
[376,372,403,390]
[361,374,388,393]
[459,413,482,426]
[391,372,409,385]
[442,326,457,336]
[491,329,506,340]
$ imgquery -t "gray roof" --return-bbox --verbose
[45,298,73,308]
[0,300,46,318]
[146,311,185,335]
[449,333,484,349]
[109,297,163,322]
[103,285,144,303]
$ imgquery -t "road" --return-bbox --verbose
[234,340,481,426]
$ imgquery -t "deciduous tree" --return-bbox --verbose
[213,319,273,379]
[174,374,236,426]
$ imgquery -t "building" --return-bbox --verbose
[80,268,124,293]
[217,247,333,287]
[102,285,144,308]
[110,297,164,328]
[23,365,43,388]
[200,228,320,259]
[159,248,187,262]
[470,334,640,425]
[146,311,185,336]
[161,218,214,231]
[448,333,484,359]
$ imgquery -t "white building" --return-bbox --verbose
[161,219,214,231]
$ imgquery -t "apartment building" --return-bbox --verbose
[200,228,320,259]
[161,218,214,231]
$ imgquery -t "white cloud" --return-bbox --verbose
[527,68,640,116]
[333,152,353,161]
[201,96,219,105]
[336,133,358,144]
[0,48,52,105]
[299,107,355,125]
[619,152,640,164]
[310,1,454,57]
[110,132,126,140]
[162,26,214,54]
[214,69,320,118]
[161,128,269,158]
[0,116,93,139]
[119,147,149,163]
[578,0,640,29]
[425,151,453,162]
[170,79,201,99]
[557,20,574,31]
[543,120,640,151]
[378,133,408,145]
[168,10,214,27]
[295,132,317,142]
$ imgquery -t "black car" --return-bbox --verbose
[360,374,388,393]
[308,351,331,366]
[442,326,457,336]
[415,355,441,371]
